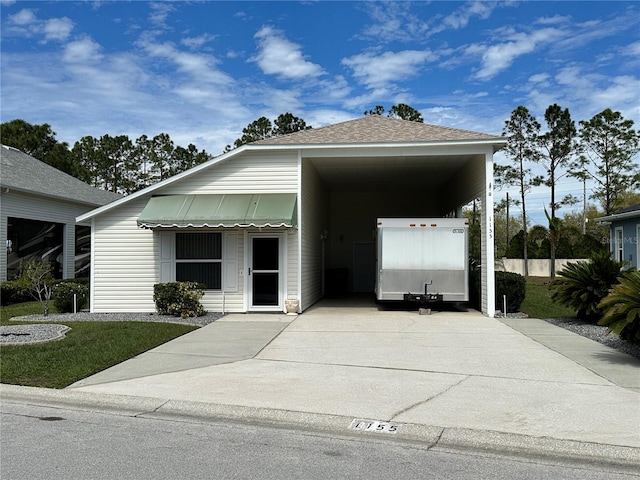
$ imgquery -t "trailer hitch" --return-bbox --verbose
[403,281,443,304]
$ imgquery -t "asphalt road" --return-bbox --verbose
[2,401,637,480]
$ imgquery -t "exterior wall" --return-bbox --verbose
[89,150,300,313]
[161,150,299,194]
[300,159,329,310]
[0,190,94,282]
[91,196,157,312]
[499,259,589,277]
[609,218,639,269]
[327,190,441,293]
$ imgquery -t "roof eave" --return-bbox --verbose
[248,137,506,151]
[1,183,112,208]
[595,210,640,223]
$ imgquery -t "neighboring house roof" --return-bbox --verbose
[255,115,503,146]
[0,144,121,206]
[595,203,640,223]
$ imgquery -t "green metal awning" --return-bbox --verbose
[137,194,298,229]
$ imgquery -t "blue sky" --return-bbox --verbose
[1,1,639,225]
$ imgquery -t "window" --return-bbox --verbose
[7,217,64,279]
[175,233,222,289]
[614,227,624,263]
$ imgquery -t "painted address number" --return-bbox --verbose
[349,419,401,434]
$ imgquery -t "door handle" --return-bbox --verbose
[248,268,251,276]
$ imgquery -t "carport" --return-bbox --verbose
[256,116,506,316]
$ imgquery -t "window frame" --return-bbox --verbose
[175,232,223,290]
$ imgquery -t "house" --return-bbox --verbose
[596,203,640,269]
[77,116,506,316]
[0,145,121,282]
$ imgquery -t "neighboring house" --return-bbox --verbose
[596,203,640,269]
[0,144,121,282]
[77,116,505,316]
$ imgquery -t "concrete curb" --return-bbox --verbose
[2,384,638,471]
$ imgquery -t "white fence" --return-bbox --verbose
[497,258,588,277]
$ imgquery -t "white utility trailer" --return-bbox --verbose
[375,218,469,304]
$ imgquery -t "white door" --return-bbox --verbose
[248,233,283,310]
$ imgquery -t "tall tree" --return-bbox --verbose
[538,104,577,277]
[499,106,543,276]
[364,103,424,122]
[1,119,75,175]
[575,108,640,215]
[226,113,311,152]
[273,113,311,136]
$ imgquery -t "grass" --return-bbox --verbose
[0,302,197,388]
[519,277,576,319]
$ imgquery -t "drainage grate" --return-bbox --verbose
[349,419,401,434]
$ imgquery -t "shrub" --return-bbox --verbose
[1,279,31,306]
[468,265,526,313]
[153,282,206,318]
[52,281,89,313]
[550,251,624,322]
[495,271,526,313]
[598,270,640,344]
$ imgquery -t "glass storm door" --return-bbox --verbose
[250,236,280,308]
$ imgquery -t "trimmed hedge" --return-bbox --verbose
[470,267,526,313]
[52,281,89,313]
[153,281,207,318]
[0,280,32,306]
[495,271,526,313]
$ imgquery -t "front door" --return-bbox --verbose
[249,235,281,309]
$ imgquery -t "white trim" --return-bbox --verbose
[484,152,495,317]
[297,150,303,309]
[614,227,624,263]
[636,224,639,268]
[247,232,285,312]
[89,218,95,312]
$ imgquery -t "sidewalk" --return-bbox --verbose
[2,303,639,467]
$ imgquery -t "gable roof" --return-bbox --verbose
[595,203,640,223]
[77,116,505,222]
[255,115,503,146]
[0,144,122,206]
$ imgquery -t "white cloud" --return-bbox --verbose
[181,33,216,49]
[251,26,324,80]
[63,36,102,63]
[7,9,73,43]
[43,17,74,42]
[625,40,640,57]
[359,2,430,42]
[471,28,564,80]
[149,2,175,27]
[342,49,437,90]
[441,1,495,30]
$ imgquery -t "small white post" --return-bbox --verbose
[73,293,77,314]
[503,295,507,317]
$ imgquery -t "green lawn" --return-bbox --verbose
[519,277,576,319]
[0,302,197,388]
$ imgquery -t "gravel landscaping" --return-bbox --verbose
[0,312,225,345]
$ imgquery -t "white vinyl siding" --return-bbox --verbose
[300,160,329,310]
[91,197,157,313]
[161,151,299,194]
[0,190,96,282]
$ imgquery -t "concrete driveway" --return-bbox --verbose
[3,298,637,466]
[56,298,640,459]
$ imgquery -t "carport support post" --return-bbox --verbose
[481,152,496,317]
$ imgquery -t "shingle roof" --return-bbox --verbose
[254,115,503,146]
[613,203,640,215]
[0,144,122,206]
